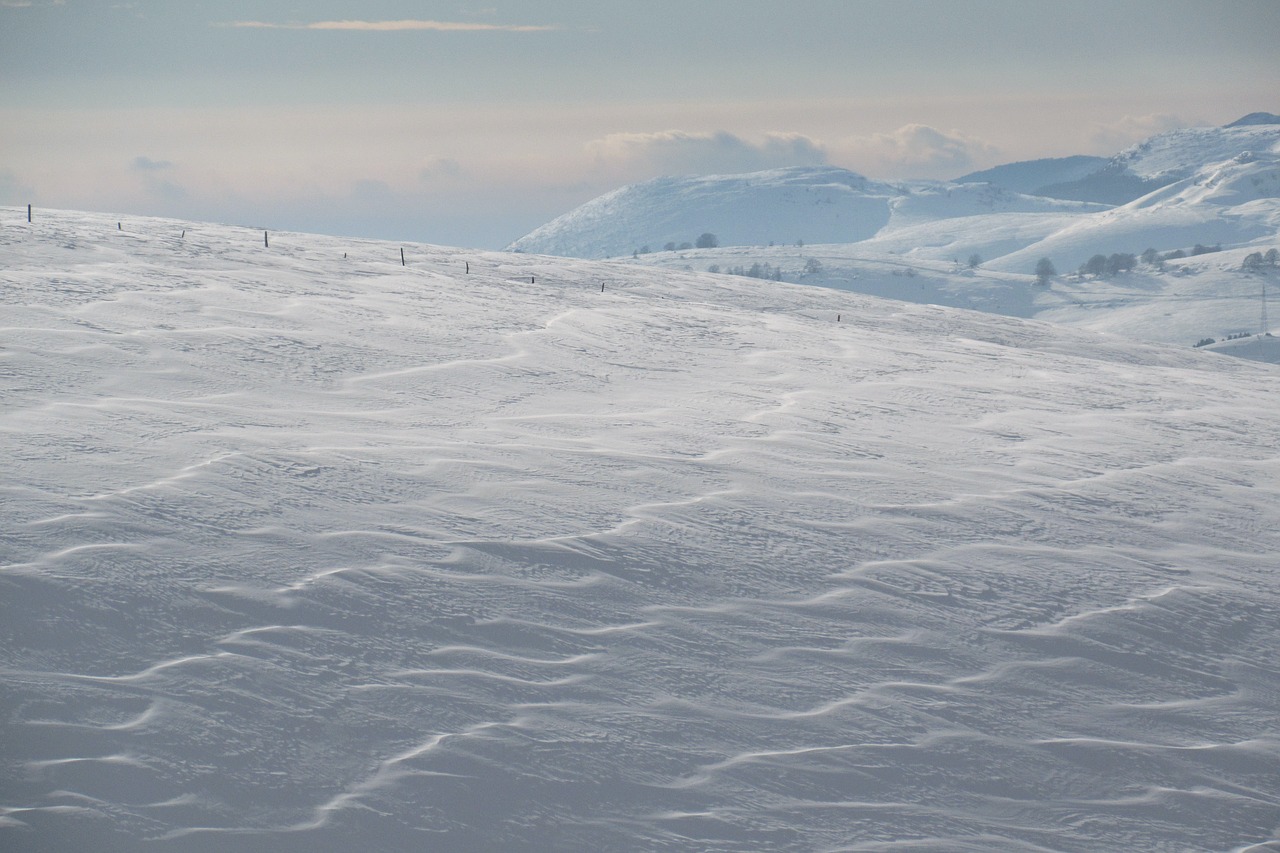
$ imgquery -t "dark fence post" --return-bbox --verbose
[264,230,269,248]
[401,248,406,266]
[27,204,32,223]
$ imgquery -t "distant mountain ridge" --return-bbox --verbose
[507,167,1103,259]
[954,155,1110,195]
[508,113,1280,262]
[1225,111,1280,127]
[958,115,1280,204]
[508,166,906,259]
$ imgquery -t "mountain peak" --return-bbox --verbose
[1224,112,1280,127]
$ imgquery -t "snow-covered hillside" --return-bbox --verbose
[602,147,1280,354]
[3,208,1279,853]
[955,155,1111,197]
[988,151,1280,275]
[972,120,1280,206]
[1113,121,1280,183]
[507,168,1106,261]
[508,166,906,259]
[509,116,1280,263]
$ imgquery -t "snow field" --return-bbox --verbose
[2,209,1279,852]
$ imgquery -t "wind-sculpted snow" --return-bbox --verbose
[2,209,1279,852]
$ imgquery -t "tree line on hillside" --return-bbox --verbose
[634,233,719,256]
[1032,242,1241,284]
[1241,248,1280,271]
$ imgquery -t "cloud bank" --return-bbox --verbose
[584,125,1001,182]
[586,130,828,181]
[1089,113,1196,152]
[833,125,1000,178]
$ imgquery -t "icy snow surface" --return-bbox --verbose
[3,209,1280,852]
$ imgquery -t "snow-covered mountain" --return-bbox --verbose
[955,155,1111,196]
[989,150,1280,275]
[507,167,1106,260]
[518,115,1280,355]
[610,150,1280,354]
[508,166,906,259]
[5,208,1279,853]
[510,115,1280,260]
[960,117,1280,206]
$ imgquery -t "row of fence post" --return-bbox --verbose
[16,207,851,321]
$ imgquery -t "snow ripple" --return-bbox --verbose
[2,210,1278,852]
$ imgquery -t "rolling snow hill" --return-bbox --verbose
[508,166,907,259]
[965,117,1280,206]
[955,155,1111,197]
[3,208,1280,853]
[510,116,1280,264]
[614,150,1280,354]
[507,167,1106,261]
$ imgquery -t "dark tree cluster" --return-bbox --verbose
[1035,257,1056,284]
[638,233,718,256]
[1241,248,1279,271]
[1079,253,1137,277]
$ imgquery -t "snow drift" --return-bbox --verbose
[2,209,1279,853]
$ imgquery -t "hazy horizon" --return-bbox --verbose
[3,0,1278,248]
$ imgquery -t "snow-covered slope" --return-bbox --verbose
[511,117,1280,263]
[1027,121,1280,205]
[507,167,1105,260]
[1114,122,1280,182]
[508,166,905,259]
[954,155,1110,196]
[622,151,1280,353]
[4,209,1280,853]
[987,150,1280,275]
[885,181,1107,228]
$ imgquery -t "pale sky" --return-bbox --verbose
[2,0,1277,248]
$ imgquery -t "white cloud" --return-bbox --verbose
[221,19,558,32]
[585,130,827,181]
[831,124,1000,179]
[1088,113,1196,153]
